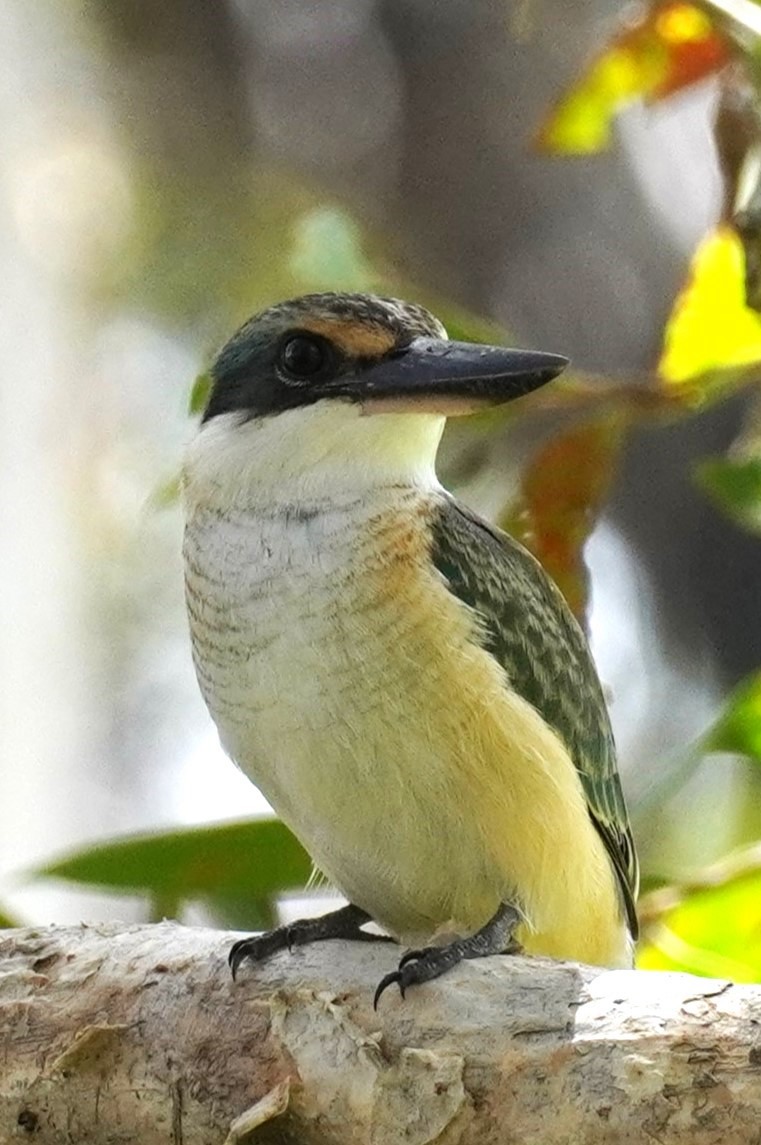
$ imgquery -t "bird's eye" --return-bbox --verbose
[279,335,328,379]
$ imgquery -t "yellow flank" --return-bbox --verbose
[349,501,629,969]
[300,317,398,359]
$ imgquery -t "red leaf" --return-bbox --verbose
[503,418,624,621]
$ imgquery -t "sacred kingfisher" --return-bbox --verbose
[182,292,639,1004]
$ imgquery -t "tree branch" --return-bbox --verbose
[1,922,760,1143]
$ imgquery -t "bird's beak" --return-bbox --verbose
[336,337,568,416]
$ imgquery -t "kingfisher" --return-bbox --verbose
[182,292,638,1004]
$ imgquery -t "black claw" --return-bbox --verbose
[374,970,404,1009]
[229,938,253,980]
[229,949,240,981]
[228,931,285,979]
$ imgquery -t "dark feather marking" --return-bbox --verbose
[429,496,639,938]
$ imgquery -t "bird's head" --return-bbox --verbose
[184,292,567,509]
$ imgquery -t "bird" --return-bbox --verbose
[182,291,639,1005]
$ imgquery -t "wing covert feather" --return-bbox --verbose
[429,496,639,937]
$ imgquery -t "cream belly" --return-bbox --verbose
[184,488,630,967]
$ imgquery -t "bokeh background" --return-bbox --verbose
[3,0,761,977]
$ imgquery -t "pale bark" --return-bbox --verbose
[1,922,760,1144]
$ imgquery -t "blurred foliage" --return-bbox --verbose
[638,675,761,975]
[638,843,761,980]
[659,226,761,388]
[288,207,378,290]
[34,819,311,930]
[537,1,730,154]
[707,671,761,761]
[0,905,19,929]
[11,0,761,989]
[501,415,626,622]
[189,371,213,417]
[697,454,761,530]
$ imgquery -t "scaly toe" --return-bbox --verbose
[398,946,435,970]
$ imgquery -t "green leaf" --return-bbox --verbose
[288,207,376,291]
[33,818,313,912]
[0,904,20,928]
[696,456,761,533]
[706,671,761,762]
[638,845,761,981]
[189,370,213,416]
[148,471,182,510]
[202,892,278,932]
[149,888,275,930]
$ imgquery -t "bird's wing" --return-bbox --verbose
[429,495,639,937]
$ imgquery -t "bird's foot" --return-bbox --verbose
[373,902,523,1008]
[229,902,391,979]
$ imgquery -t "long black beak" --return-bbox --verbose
[323,337,568,415]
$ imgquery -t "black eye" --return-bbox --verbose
[279,335,328,379]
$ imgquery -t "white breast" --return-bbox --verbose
[184,488,475,940]
[184,494,373,763]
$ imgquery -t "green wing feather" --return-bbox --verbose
[430,496,639,937]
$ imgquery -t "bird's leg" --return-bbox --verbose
[373,902,523,1008]
[229,903,392,979]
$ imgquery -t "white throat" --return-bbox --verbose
[182,400,446,512]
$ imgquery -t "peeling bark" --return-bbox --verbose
[1,922,760,1143]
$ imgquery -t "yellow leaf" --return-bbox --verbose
[659,225,761,386]
[655,2,713,45]
[538,45,665,154]
[537,2,729,155]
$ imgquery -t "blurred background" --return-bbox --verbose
[3,0,761,977]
